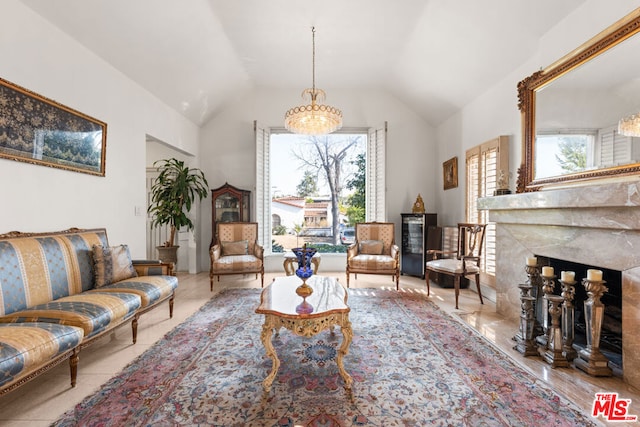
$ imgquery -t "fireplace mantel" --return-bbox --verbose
[478,181,640,389]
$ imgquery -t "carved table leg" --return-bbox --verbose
[337,314,354,394]
[260,317,280,394]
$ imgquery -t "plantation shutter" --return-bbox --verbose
[255,121,271,249]
[366,122,387,221]
[465,135,508,287]
[598,126,631,167]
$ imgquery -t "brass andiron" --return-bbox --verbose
[513,282,532,342]
[515,258,542,357]
[574,270,613,377]
[515,292,538,356]
[559,273,577,361]
[542,295,569,368]
[536,268,556,349]
[524,260,544,340]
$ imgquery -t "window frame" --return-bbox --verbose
[465,135,509,288]
[255,122,387,254]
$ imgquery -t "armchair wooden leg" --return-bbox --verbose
[425,270,431,296]
[395,271,399,290]
[346,271,350,287]
[454,276,461,309]
[475,273,484,305]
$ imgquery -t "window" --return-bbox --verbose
[465,135,509,287]
[536,127,636,179]
[535,130,595,179]
[255,121,387,254]
[597,126,632,167]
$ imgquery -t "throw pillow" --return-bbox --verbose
[221,240,248,256]
[359,239,384,255]
[92,244,138,287]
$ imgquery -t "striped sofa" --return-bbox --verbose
[0,228,178,395]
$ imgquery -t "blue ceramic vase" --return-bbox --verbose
[291,246,316,315]
[292,245,317,287]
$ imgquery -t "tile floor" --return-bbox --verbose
[0,271,638,426]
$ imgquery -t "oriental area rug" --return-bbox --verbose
[53,288,598,427]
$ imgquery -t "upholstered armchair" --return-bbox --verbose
[209,222,264,291]
[425,223,486,309]
[346,222,399,289]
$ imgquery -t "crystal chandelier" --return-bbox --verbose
[284,27,342,135]
[618,112,640,137]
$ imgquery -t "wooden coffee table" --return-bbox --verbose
[255,275,353,396]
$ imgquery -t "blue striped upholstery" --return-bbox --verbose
[63,231,108,292]
[93,275,177,308]
[0,322,83,387]
[0,292,141,338]
[0,228,178,394]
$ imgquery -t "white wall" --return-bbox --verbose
[199,86,436,269]
[0,1,199,258]
[434,0,640,225]
[8,0,638,273]
[272,202,304,233]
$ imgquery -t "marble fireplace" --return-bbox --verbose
[478,181,640,389]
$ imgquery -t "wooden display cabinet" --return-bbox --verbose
[210,182,250,246]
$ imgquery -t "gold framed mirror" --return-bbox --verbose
[517,8,640,192]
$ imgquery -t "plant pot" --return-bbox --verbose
[156,245,179,265]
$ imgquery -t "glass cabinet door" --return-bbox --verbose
[211,182,251,246]
[403,216,424,254]
[215,192,241,223]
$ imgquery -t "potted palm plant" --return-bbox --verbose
[148,158,209,266]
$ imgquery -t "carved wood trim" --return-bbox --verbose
[517,8,640,192]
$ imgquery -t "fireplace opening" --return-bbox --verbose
[539,257,622,371]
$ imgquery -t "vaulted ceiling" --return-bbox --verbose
[20,0,585,127]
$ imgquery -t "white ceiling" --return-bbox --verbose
[20,0,585,126]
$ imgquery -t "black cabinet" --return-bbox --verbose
[401,213,439,278]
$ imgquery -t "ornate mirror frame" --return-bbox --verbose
[517,8,640,192]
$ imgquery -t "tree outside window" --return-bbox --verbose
[271,133,365,252]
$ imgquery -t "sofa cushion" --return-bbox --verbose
[61,230,109,292]
[92,245,137,288]
[348,254,396,271]
[427,258,480,274]
[0,322,83,387]
[359,239,384,255]
[221,240,248,256]
[212,255,262,272]
[0,237,79,315]
[92,275,178,308]
[0,292,141,338]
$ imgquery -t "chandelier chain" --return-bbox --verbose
[312,26,316,92]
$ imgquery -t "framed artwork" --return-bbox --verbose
[0,77,107,176]
[443,156,458,190]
